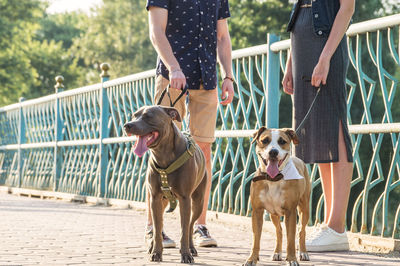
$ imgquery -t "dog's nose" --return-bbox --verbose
[124,123,132,131]
[269,149,279,157]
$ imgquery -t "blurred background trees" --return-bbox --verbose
[0,0,399,105]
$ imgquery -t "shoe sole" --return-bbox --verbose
[306,243,349,252]
[163,242,176,248]
[196,240,218,247]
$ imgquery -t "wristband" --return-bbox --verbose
[224,76,234,82]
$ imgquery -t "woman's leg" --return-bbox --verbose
[318,163,333,223]
[327,121,353,233]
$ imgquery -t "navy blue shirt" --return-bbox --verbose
[146,0,230,90]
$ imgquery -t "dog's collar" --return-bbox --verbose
[252,169,284,182]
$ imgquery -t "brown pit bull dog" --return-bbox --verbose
[124,105,207,264]
[244,127,311,266]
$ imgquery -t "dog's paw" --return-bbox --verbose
[190,246,198,256]
[181,253,194,264]
[149,252,162,262]
[286,260,299,266]
[271,252,282,261]
[299,251,310,261]
[242,260,257,266]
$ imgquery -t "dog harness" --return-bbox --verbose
[149,133,197,212]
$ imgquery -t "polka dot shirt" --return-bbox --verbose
[146,0,231,90]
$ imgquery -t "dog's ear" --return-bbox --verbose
[251,127,267,144]
[161,107,182,122]
[284,128,299,145]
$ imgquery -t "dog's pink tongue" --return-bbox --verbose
[266,160,280,179]
[134,135,149,157]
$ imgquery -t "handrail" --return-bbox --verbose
[232,44,268,59]
[270,13,400,53]
[347,13,400,36]
[1,123,399,150]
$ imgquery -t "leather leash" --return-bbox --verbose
[156,84,189,107]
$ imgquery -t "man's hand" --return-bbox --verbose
[220,79,234,105]
[169,69,186,90]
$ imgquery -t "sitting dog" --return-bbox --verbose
[244,127,311,266]
[124,106,207,264]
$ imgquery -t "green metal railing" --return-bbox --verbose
[1,14,399,239]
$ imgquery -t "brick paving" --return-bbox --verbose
[0,193,399,266]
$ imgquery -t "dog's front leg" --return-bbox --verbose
[149,193,163,262]
[179,196,193,264]
[284,209,299,266]
[298,199,310,261]
[270,214,283,261]
[243,207,264,266]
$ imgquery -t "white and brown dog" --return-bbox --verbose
[244,127,311,266]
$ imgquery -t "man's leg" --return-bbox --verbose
[195,142,212,225]
[187,88,219,247]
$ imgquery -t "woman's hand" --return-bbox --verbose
[282,62,294,95]
[312,56,330,88]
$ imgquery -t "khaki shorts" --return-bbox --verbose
[154,75,218,143]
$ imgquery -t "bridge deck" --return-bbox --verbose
[0,193,399,265]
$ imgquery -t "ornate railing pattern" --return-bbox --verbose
[0,15,399,239]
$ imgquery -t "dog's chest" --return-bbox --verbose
[258,182,286,216]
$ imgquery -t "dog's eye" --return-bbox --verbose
[278,138,287,145]
[261,137,270,145]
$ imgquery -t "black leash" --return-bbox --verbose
[156,84,189,107]
[294,76,321,134]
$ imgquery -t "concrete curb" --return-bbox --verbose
[1,185,398,253]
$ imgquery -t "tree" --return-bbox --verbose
[0,0,85,106]
[0,0,43,106]
[71,0,157,84]
[229,0,292,49]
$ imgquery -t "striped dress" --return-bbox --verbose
[291,4,353,163]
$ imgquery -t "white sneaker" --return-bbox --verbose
[193,225,217,247]
[145,228,176,249]
[306,225,349,252]
[307,223,326,238]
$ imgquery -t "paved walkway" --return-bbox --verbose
[0,193,399,266]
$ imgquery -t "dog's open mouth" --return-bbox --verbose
[133,131,159,157]
[262,154,287,179]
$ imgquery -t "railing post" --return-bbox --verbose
[17,97,26,188]
[266,33,281,128]
[99,63,110,198]
[53,76,64,191]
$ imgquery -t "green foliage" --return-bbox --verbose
[70,0,156,84]
[229,0,292,49]
[0,0,84,106]
[37,12,86,49]
[0,0,43,106]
